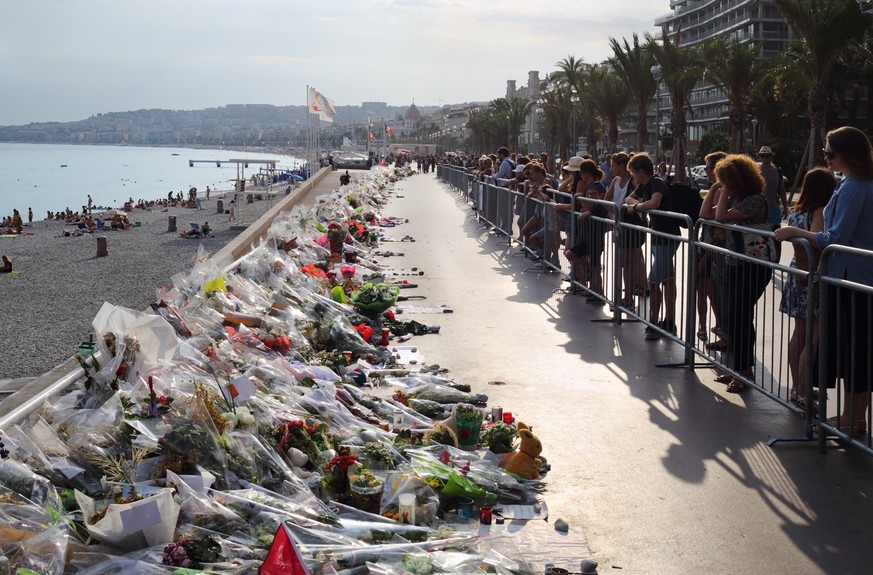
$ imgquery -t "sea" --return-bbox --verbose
[0,143,305,220]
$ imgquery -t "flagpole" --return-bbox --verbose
[306,85,312,177]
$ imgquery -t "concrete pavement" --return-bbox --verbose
[374,169,873,575]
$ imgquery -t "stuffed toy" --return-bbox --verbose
[500,422,543,480]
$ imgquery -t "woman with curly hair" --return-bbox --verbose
[712,154,773,393]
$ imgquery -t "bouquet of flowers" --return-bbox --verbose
[163,534,223,568]
[351,283,399,315]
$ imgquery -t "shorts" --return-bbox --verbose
[649,241,678,284]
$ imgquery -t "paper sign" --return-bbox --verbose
[120,497,162,535]
[223,375,256,403]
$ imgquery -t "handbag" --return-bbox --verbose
[732,222,779,263]
[731,197,779,263]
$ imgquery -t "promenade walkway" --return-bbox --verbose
[384,170,873,574]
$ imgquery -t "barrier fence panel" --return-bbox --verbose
[437,165,873,454]
[688,222,810,414]
[814,245,873,454]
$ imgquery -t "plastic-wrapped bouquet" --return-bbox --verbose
[351,282,399,314]
[162,534,223,568]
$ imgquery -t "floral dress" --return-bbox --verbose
[779,209,811,318]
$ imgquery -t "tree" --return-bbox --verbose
[589,64,630,154]
[646,28,703,184]
[609,33,657,152]
[553,56,588,154]
[702,37,761,153]
[773,0,869,167]
[490,97,534,151]
[538,85,575,161]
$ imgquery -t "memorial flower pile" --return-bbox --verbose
[0,166,553,575]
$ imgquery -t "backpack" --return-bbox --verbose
[668,183,703,228]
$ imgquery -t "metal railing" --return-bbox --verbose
[438,164,873,455]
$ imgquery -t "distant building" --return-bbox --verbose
[504,71,543,152]
[636,0,798,152]
[402,102,422,135]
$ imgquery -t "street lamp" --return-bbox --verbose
[572,101,577,157]
[650,64,662,163]
[751,117,758,151]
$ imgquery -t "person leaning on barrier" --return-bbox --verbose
[775,126,873,437]
[778,167,836,412]
[604,152,646,308]
[565,159,608,303]
[624,152,680,340]
[521,163,552,259]
[697,151,728,347]
[712,154,773,393]
[494,147,515,186]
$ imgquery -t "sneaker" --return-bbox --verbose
[645,326,661,340]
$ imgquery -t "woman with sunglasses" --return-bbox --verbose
[775,126,873,436]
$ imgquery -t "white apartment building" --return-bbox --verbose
[652,0,797,144]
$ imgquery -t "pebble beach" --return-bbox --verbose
[0,191,283,379]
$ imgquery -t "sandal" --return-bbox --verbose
[725,379,747,393]
[788,390,819,415]
[714,374,733,384]
[706,340,729,352]
[815,416,868,438]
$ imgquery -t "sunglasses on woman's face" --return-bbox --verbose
[822,148,836,160]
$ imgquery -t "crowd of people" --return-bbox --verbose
[446,126,873,437]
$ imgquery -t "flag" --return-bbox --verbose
[368,133,375,140]
[342,136,354,148]
[307,87,336,123]
[259,523,313,575]
[385,126,394,135]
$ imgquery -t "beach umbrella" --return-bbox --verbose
[105,209,127,217]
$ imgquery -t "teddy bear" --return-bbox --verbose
[500,422,543,480]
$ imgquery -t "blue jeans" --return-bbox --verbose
[649,241,678,284]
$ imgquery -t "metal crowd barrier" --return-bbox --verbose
[812,245,873,454]
[438,165,873,455]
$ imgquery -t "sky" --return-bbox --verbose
[1,0,668,126]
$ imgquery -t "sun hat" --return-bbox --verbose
[563,156,583,172]
[758,146,774,156]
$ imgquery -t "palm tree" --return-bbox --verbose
[589,64,630,154]
[538,85,575,161]
[490,97,534,151]
[646,28,703,184]
[773,0,869,166]
[702,37,761,153]
[609,33,657,152]
[466,109,494,153]
[553,56,588,153]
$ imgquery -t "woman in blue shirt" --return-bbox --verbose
[776,126,873,437]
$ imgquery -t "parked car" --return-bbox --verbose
[690,165,711,190]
